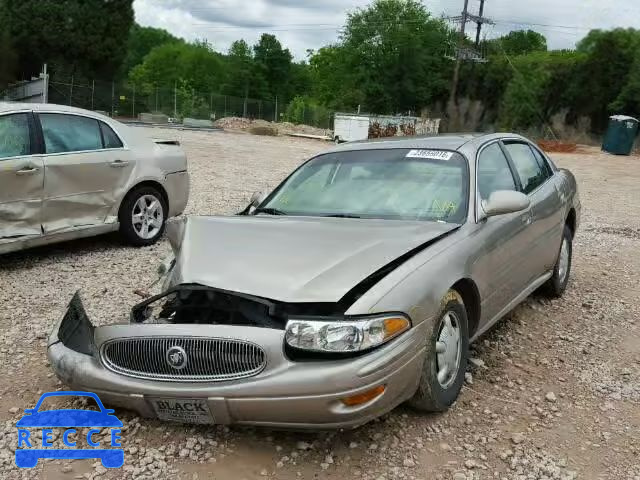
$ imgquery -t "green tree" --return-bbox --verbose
[253,34,294,101]
[310,0,454,114]
[129,40,223,95]
[487,30,548,56]
[3,0,134,80]
[0,0,17,88]
[574,28,640,129]
[120,23,181,76]
[221,40,254,98]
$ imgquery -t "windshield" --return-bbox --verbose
[259,148,468,223]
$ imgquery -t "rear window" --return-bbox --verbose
[40,113,102,154]
[100,122,123,149]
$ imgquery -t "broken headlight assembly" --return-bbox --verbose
[284,314,411,354]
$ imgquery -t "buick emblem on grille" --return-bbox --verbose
[166,346,188,370]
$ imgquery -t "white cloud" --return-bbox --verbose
[133,0,640,58]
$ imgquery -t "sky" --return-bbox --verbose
[133,0,640,58]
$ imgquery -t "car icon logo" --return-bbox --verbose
[166,346,187,370]
[15,391,124,469]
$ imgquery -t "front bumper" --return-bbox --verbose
[48,315,427,430]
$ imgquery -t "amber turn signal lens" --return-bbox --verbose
[383,317,410,338]
[341,385,386,406]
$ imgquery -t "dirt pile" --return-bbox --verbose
[214,116,329,137]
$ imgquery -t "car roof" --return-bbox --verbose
[0,102,111,119]
[325,132,527,154]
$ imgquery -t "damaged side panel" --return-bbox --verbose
[0,158,45,239]
[42,149,136,234]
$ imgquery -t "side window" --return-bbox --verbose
[477,143,517,200]
[504,142,550,194]
[0,113,31,159]
[40,114,102,154]
[530,146,554,177]
[99,122,123,149]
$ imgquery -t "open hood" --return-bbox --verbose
[166,215,458,304]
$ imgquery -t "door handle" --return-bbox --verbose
[16,167,40,176]
[110,160,130,168]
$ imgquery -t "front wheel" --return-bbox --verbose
[408,290,469,412]
[541,225,573,298]
[119,186,167,247]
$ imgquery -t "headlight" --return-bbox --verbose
[285,315,410,353]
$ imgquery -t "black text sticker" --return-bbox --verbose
[406,150,454,161]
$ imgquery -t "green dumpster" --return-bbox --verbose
[602,115,639,155]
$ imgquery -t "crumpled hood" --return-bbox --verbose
[167,215,458,303]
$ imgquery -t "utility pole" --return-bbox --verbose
[174,81,178,118]
[475,0,486,46]
[274,96,278,123]
[447,0,469,111]
[42,64,49,104]
[447,0,493,116]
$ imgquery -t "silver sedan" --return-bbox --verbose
[0,103,190,254]
[48,133,580,429]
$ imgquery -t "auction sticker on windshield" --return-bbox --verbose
[406,150,454,161]
[151,398,214,424]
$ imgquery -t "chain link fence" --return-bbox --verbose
[46,73,333,129]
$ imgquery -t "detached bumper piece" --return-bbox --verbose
[51,291,95,356]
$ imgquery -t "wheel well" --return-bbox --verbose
[566,209,576,236]
[120,181,169,215]
[452,278,481,337]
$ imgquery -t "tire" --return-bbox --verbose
[118,185,168,247]
[408,289,469,412]
[541,225,573,298]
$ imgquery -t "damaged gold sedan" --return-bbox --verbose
[0,103,189,254]
[48,134,580,429]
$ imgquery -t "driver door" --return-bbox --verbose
[471,141,535,326]
[0,112,45,239]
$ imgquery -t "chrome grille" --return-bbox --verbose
[100,337,266,382]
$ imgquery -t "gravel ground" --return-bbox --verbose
[0,129,638,480]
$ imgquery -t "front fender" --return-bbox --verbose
[345,230,470,326]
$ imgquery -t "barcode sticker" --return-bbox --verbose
[406,150,454,161]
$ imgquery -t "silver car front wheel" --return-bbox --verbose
[409,289,469,412]
[435,311,462,389]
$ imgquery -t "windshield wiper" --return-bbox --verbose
[254,207,287,216]
[323,214,361,218]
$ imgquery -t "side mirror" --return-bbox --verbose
[480,190,530,219]
[250,191,267,207]
[248,191,267,214]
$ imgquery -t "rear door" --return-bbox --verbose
[38,113,134,234]
[0,112,45,239]
[502,141,564,277]
[472,141,534,325]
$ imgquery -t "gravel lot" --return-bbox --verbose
[0,129,638,480]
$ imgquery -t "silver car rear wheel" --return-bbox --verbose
[132,194,164,240]
[119,186,168,247]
